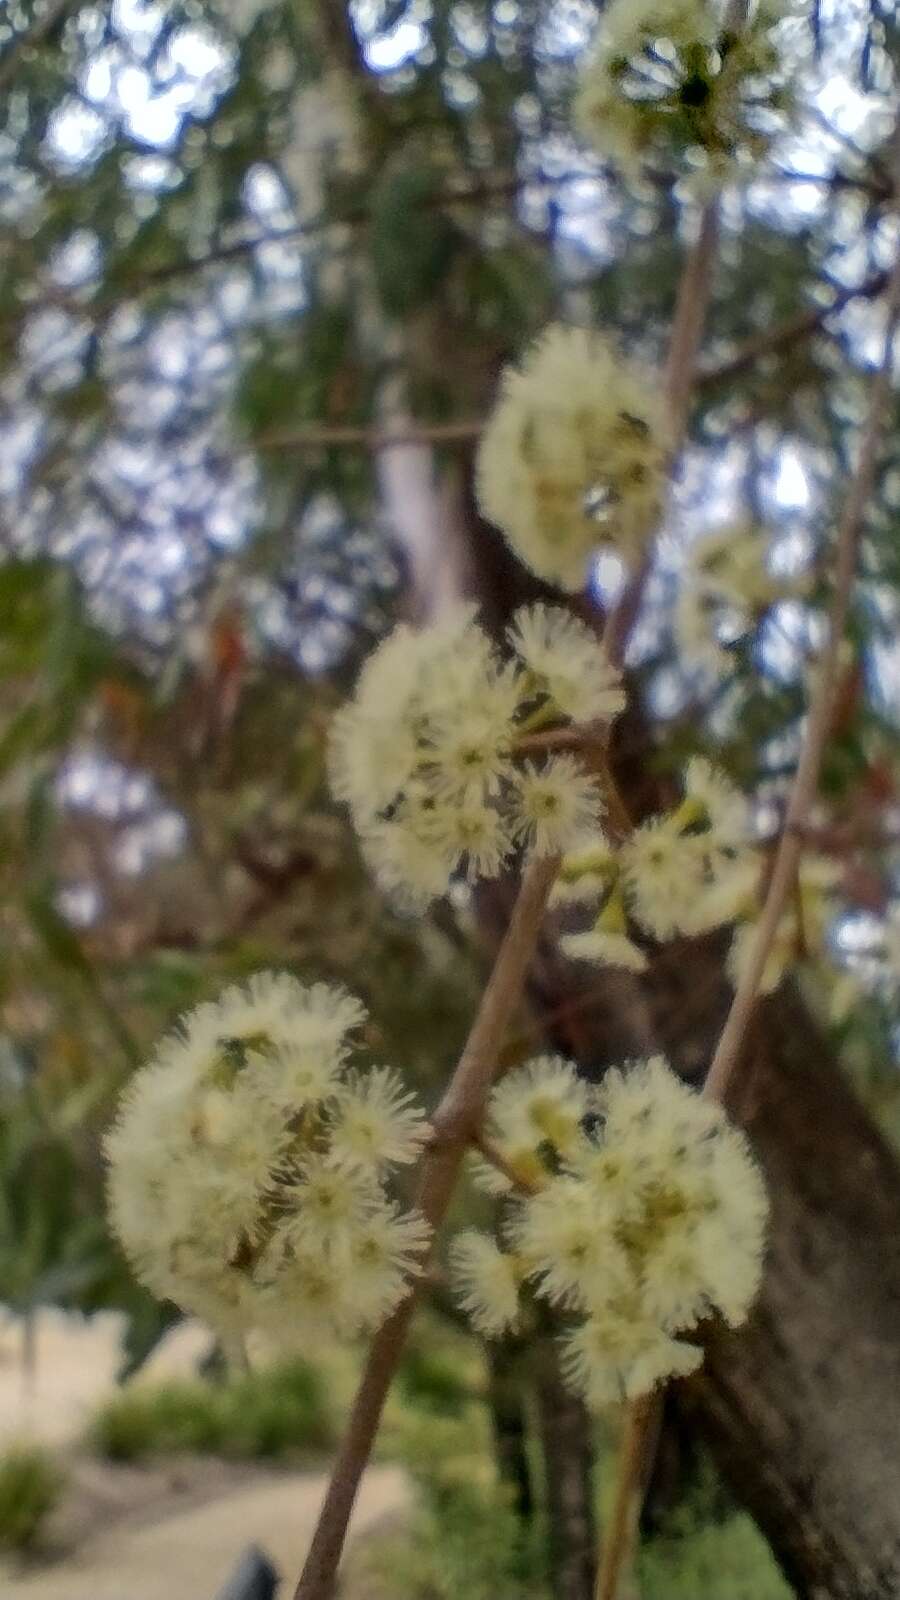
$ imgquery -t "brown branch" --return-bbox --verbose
[703,227,900,1099]
[254,269,894,458]
[0,172,597,347]
[695,269,890,390]
[255,419,482,452]
[604,197,723,667]
[664,204,723,450]
[293,851,560,1600]
[599,127,900,1600]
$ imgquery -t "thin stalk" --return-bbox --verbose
[605,202,722,669]
[597,129,900,1600]
[293,852,560,1600]
[595,1394,657,1600]
[704,194,900,1103]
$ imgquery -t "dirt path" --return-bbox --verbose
[7,1463,407,1600]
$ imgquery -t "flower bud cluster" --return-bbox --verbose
[106,973,430,1349]
[452,1055,768,1405]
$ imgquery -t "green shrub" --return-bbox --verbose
[354,1477,549,1600]
[397,1343,475,1417]
[90,1379,221,1460]
[640,1512,793,1600]
[89,1358,333,1462]
[636,1445,792,1599]
[217,1360,334,1458]
[0,1446,64,1552]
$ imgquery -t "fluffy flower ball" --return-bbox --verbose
[454,1055,768,1405]
[329,602,621,904]
[573,0,795,188]
[105,973,430,1350]
[476,325,670,592]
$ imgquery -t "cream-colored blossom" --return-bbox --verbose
[509,604,626,724]
[512,755,604,856]
[328,1067,430,1172]
[106,974,429,1350]
[508,1178,628,1309]
[330,603,610,904]
[551,837,616,907]
[683,756,751,846]
[620,816,707,939]
[476,325,670,591]
[488,1054,590,1158]
[561,1313,703,1408]
[455,1054,767,1408]
[679,849,760,934]
[450,1231,522,1337]
[573,0,795,189]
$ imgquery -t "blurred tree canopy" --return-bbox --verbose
[2,0,900,1590]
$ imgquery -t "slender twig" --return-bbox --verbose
[595,1394,657,1600]
[703,238,900,1102]
[253,269,893,455]
[256,419,482,452]
[598,129,900,1600]
[695,268,890,390]
[0,171,602,349]
[604,200,723,668]
[293,852,560,1600]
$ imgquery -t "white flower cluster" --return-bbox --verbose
[555,756,841,995]
[452,1055,767,1405]
[555,757,757,972]
[676,523,811,675]
[106,973,430,1349]
[475,325,670,592]
[329,602,624,904]
[573,0,795,187]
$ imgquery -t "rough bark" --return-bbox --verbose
[663,969,900,1600]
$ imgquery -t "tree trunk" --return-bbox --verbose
[535,1339,598,1600]
[662,970,900,1600]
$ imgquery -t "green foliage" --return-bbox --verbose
[89,1358,334,1463]
[369,160,462,315]
[0,1089,110,1324]
[639,1509,792,1600]
[354,1473,549,1600]
[397,1341,476,1417]
[364,1404,791,1600]
[0,1446,64,1553]
[629,1447,793,1598]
